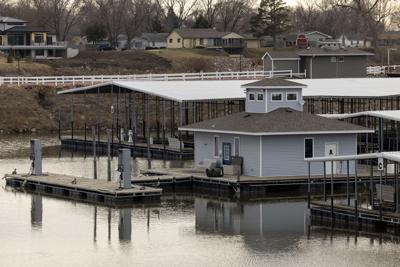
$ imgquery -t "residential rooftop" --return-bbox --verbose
[173,28,227,38]
[179,108,372,135]
[242,78,306,88]
[263,47,373,59]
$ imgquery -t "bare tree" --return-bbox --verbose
[215,0,254,32]
[199,0,218,27]
[330,0,398,47]
[157,0,199,28]
[94,0,128,47]
[123,0,153,48]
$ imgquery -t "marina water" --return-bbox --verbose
[1,135,400,267]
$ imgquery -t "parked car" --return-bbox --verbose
[96,43,113,51]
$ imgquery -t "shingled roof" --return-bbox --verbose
[263,47,373,60]
[173,28,227,38]
[241,78,306,88]
[179,108,372,135]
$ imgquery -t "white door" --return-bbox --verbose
[325,143,338,175]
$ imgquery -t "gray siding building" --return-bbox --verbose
[263,47,373,78]
[180,78,373,178]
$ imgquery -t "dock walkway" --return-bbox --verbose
[5,173,162,204]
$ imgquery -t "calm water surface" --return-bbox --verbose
[1,135,400,267]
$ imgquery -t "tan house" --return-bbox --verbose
[167,28,225,49]
[167,28,262,53]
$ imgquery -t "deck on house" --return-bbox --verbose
[5,173,162,204]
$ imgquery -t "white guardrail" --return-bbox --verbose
[0,70,306,86]
[367,65,400,75]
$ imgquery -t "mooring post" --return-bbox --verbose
[92,126,97,179]
[370,159,373,207]
[323,161,326,201]
[30,139,42,175]
[307,162,311,208]
[118,148,132,189]
[71,93,74,141]
[330,160,334,197]
[395,162,399,213]
[162,99,166,159]
[145,95,151,168]
[355,159,358,224]
[58,110,61,141]
[347,160,350,206]
[107,129,111,181]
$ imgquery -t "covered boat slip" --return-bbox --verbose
[57,80,246,159]
[57,78,400,159]
[320,110,400,153]
[305,152,400,229]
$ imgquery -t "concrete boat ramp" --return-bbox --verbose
[5,173,162,204]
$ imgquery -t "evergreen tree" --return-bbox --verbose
[251,0,290,49]
[193,14,210,28]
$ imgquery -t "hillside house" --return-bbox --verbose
[283,31,332,48]
[166,28,261,53]
[378,31,400,47]
[262,47,373,78]
[337,34,372,48]
[132,33,168,50]
[0,16,67,59]
[179,79,371,177]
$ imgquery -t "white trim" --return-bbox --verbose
[213,135,220,158]
[272,58,301,61]
[286,92,298,102]
[241,85,307,89]
[298,53,372,56]
[259,136,263,176]
[271,92,283,102]
[234,137,240,156]
[310,57,313,79]
[179,128,374,136]
[304,137,314,159]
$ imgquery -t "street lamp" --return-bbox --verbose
[387,47,397,67]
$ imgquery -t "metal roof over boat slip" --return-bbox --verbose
[58,78,400,102]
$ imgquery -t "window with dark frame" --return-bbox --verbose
[248,93,255,101]
[271,93,282,101]
[304,138,313,158]
[287,93,297,101]
[177,38,181,43]
[169,39,173,43]
[257,93,264,101]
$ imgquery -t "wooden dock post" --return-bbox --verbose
[107,129,111,181]
[347,160,350,206]
[323,161,326,201]
[92,126,97,179]
[307,162,311,208]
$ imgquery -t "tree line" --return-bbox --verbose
[0,0,398,48]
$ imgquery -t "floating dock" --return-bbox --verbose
[133,167,393,197]
[5,173,162,204]
[61,138,194,160]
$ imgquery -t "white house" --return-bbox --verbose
[337,34,372,48]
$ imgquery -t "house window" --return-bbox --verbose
[257,93,264,101]
[234,137,240,156]
[330,56,337,63]
[271,93,282,101]
[169,39,173,43]
[200,38,204,45]
[248,93,255,101]
[286,92,298,101]
[338,56,345,63]
[304,138,314,158]
[177,38,181,43]
[214,136,220,157]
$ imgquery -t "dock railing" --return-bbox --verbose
[0,70,306,86]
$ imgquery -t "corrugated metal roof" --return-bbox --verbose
[320,110,400,122]
[57,78,400,102]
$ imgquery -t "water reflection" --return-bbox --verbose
[31,195,43,228]
[119,208,132,242]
